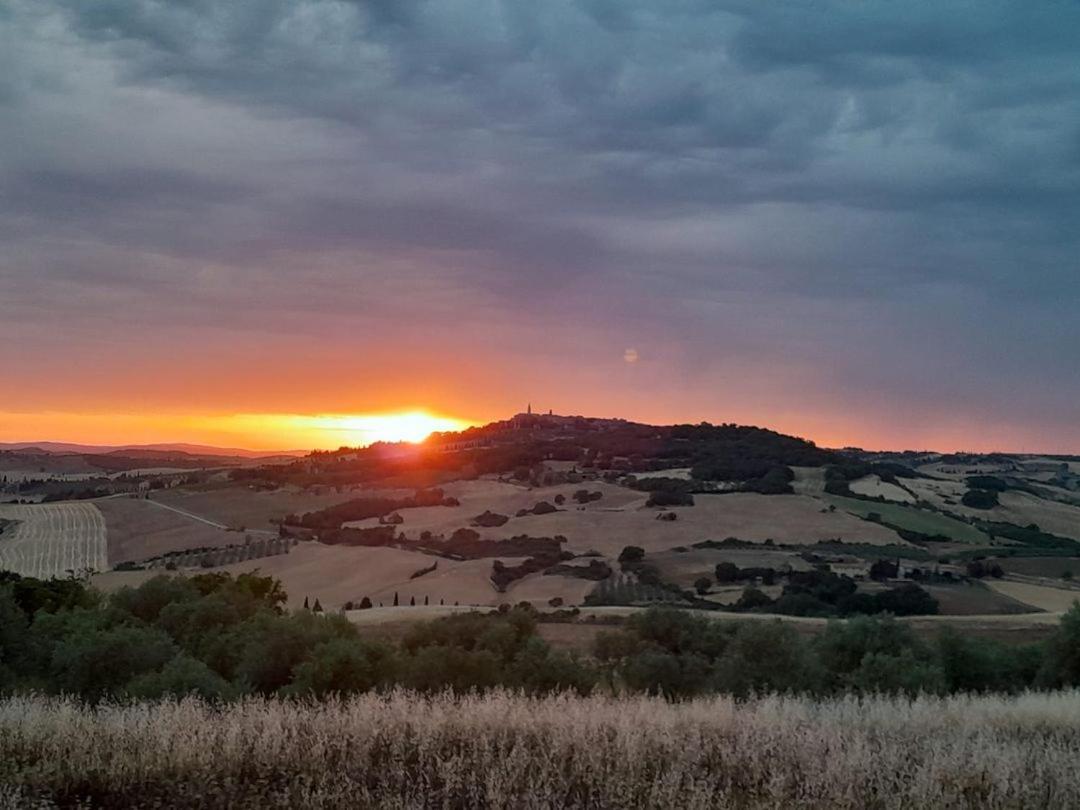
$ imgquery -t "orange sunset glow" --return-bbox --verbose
[0,411,474,452]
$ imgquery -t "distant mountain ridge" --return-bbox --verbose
[0,441,307,459]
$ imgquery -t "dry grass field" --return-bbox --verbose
[154,485,360,531]
[205,541,589,610]
[849,474,916,503]
[632,467,693,480]
[915,462,1015,480]
[0,453,102,478]
[0,501,107,578]
[4,691,1079,808]
[903,477,968,507]
[502,572,598,606]
[825,495,989,544]
[70,471,1080,617]
[83,475,915,612]
[985,580,1080,613]
[998,556,1080,578]
[906,480,1080,541]
[90,568,170,593]
[978,492,1080,541]
[649,547,813,589]
[215,543,465,610]
[790,466,827,495]
[370,483,905,557]
[96,496,231,564]
[918,582,1039,616]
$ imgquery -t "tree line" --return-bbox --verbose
[2,571,1078,701]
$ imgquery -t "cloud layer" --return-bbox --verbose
[2,1,1079,450]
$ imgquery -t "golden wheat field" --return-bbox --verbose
[2,691,1079,809]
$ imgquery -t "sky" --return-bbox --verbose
[2,1,1079,452]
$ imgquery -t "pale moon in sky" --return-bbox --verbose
[624,348,639,364]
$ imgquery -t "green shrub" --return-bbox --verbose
[126,655,235,701]
[962,489,1000,509]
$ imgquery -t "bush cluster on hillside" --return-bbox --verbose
[286,489,458,530]
[822,461,921,497]
[961,489,1000,509]
[645,490,695,507]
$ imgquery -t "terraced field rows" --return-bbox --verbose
[0,502,107,578]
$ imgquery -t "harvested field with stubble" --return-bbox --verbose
[154,485,360,531]
[383,488,906,558]
[209,542,588,611]
[97,496,231,564]
[0,501,107,578]
[917,582,1040,616]
[212,542,469,610]
[3,691,1079,809]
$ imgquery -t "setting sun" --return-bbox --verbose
[0,410,474,451]
[290,412,471,446]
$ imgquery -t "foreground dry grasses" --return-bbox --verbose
[3,691,1079,809]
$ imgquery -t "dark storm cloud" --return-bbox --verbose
[2,0,1079,445]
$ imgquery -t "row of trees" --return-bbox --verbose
[608,548,938,618]
[4,571,1078,701]
[710,563,940,617]
[594,607,1080,697]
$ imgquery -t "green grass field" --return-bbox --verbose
[824,496,990,544]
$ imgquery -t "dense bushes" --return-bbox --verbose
[962,489,1000,509]
[740,465,795,494]
[966,475,1010,492]
[706,563,938,617]
[0,573,592,700]
[4,572,1080,703]
[645,490,695,507]
[471,510,509,527]
[596,607,1078,698]
[678,423,834,483]
[966,559,1004,579]
[572,489,603,504]
[975,520,1080,550]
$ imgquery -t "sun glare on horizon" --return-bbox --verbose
[0,410,474,452]
[300,411,470,447]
